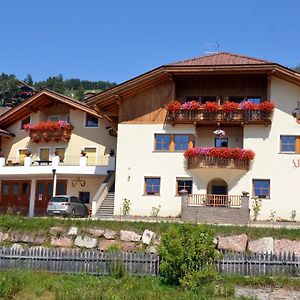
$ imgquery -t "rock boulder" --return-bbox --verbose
[104,230,117,240]
[248,237,274,253]
[142,230,155,245]
[274,239,300,256]
[120,230,141,242]
[217,234,248,252]
[51,236,74,248]
[75,235,97,248]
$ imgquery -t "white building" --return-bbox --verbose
[88,52,300,223]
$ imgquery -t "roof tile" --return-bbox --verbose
[169,52,271,66]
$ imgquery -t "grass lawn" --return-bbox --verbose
[1,214,300,240]
[1,270,300,300]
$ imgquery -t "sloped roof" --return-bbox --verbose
[169,52,271,66]
[0,89,100,128]
[88,52,300,118]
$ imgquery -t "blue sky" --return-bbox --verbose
[1,0,299,83]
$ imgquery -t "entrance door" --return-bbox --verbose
[34,180,67,216]
[212,185,227,195]
[0,180,31,215]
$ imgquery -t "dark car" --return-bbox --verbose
[47,195,88,217]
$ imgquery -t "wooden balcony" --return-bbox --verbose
[187,156,250,170]
[188,194,241,208]
[167,109,272,126]
[29,128,72,143]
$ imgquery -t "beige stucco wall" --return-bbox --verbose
[114,75,300,221]
[1,108,117,165]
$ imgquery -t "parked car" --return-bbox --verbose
[47,195,88,217]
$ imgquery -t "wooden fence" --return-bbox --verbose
[0,247,300,277]
[0,247,159,276]
[219,251,300,276]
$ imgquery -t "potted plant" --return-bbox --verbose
[80,150,86,156]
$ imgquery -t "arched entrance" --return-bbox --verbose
[207,178,228,195]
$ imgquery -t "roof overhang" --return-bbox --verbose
[87,63,300,118]
[0,89,101,129]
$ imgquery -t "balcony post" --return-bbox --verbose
[0,157,5,167]
[80,155,87,167]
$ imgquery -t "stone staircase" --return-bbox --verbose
[95,186,115,219]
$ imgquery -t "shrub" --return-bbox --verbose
[122,198,131,216]
[158,224,219,289]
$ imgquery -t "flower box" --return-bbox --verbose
[25,121,73,143]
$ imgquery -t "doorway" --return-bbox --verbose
[0,180,31,215]
[34,180,67,215]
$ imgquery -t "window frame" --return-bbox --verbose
[280,135,300,154]
[84,113,99,128]
[215,137,229,148]
[79,191,90,204]
[144,177,161,196]
[252,179,270,199]
[176,178,193,195]
[48,115,60,122]
[154,134,194,152]
[20,116,31,130]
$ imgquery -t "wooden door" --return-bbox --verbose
[18,149,27,165]
[85,147,96,165]
[34,180,67,215]
[40,148,50,160]
[0,180,30,215]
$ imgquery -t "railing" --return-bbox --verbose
[187,156,250,170]
[167,109,273,125]
[188,194,241,208]
[1,155,113,167]
[92,171,115,216]
[29,128,72,143]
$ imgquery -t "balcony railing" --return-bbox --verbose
[29,128,72,143]
[167,109,273,125]
[187,156,250,170]
[188,194,241,208]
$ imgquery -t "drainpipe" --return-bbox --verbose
[52,169,57,197]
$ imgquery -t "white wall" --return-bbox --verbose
[115,76,300,221]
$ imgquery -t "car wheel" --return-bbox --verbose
[71,209,76,218]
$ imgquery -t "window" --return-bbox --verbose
[54,147,65,162]
[253,179,270,198]
[79,192,90,204]
[155,134,170,151]
[144,177,160,195]
[229,96,245,103]
[215,138,228,148]
[70,196,79,203]
[40,148,50,160]
[247,97,261,104]
[20,116,30,130]
[186,96,200,102]
[175,135,189,151]
[176,178,192,195]
[2,184,9,195]
[200,96,217,104]
[48,115,60,122]
[154,134,194,152]
[12,183,19,196]
[280,136,300,153]
[85,114,99,127]
[22,183,29,195]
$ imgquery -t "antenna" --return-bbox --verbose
[205,42,220,55]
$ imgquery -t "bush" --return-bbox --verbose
[158,224,219,289]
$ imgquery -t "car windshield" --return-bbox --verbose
[50,197,68,203]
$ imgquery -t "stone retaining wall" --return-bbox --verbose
[181,195,250,225]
